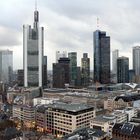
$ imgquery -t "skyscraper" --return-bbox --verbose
[68,52,77,86]
[43,56,47,88]
[133,46,140,76]
[94,30,110,84]
[23,8,44,87]
[0,50,13,84]
[112,49,119,83]
[53,58,70,88]
[117,57,129,83]
[112,49,119,74]
[81,53,90,86]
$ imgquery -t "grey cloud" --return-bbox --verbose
[0,26,21,46]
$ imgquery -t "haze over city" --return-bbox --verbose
[0,0,140,70]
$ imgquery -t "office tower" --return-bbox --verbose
[23,8,44,87]
[17,69,24,86]
[94,30,110,84]
[133,46,140,76]
[56,51,67,63]
[0,50,13,84]
[43,56,47,88]
[68,52,77,86]
[112,49,119,83]
[76,67,82,86]
[53,58,70,88]
[129,69,135,83]
[81,53,90,86]
[117,57,129,83]
[112,49,119,74]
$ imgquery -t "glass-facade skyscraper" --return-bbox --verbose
[0,50,13,84]
[81,53,90,86]
[68,52,77,86]
[94,30,110,84]
[133,46,140,76]
[53,58,70,88]
[117,57,129,83]
[23,9,44,87]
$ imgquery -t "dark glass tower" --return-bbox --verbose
[117,57,129,83]
[53,58,70,88]
[43,56,47,88]
[68,52,77,86]
[94,30,110,84]
[81,53,90,86]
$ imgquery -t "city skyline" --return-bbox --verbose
[1,0,140,70]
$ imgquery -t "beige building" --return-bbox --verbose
[90,115,116,138]
[36,102,95,137]
[13,105,35,128]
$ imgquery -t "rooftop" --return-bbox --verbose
[113,123,140,137]
[36,102,94,113]
[115,94,140,102]
[92,115,116,123]
[63,127,107,140]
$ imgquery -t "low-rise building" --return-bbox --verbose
[36,102,95,137]
[90,115,116,138]
[13,104,35,128]
[62,128,107,140]
[33,97,59,106]
[112,123,140,140]
[115,107,137,121]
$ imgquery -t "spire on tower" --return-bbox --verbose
[97,17,99,29]
[35,0,37,11]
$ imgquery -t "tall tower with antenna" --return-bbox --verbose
[23,1,44,87]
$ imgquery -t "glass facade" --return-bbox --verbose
[68,52,77,86]
[0,50,13,84]
[94,30,110,84]
[117,57,129,83]
[23,10,44,87]
[81,53,90,86]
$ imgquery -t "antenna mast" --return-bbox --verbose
[35,0,37,11]
[97,17,99,29]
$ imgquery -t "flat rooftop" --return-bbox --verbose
[48,102,94,112]
[92,115,116,122]
[36,102,94,113]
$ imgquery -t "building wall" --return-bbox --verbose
[133,46,140,76]
[81,53,90,86]
[117,57,129,83]
[23,10,44,87]
[68,52,77,86]
[94,30,110,84]
[0,50,13,84]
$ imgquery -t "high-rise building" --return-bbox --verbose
[112,49,119,74]
[94,30,110,84]
[112,50,119,83]
[117,57,129,83]
[43,56,47,88]
[56,51,67,63]
[53,58,70,88]
[17,69,24,87]
[133,46,140,76]
[0,50,13,84]
[81,53,90,86]
[23,8,44,87]
[68,52,77,86]
[129,69,135,83]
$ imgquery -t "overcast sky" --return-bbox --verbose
[0,0,140,70]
